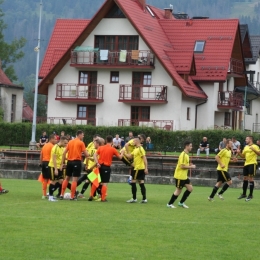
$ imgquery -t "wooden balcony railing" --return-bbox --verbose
[71,49,154,67]
[47,117,96,126]
[218,91,243,110]
[118,119,173,130]
[119,85,167,103]
[56,83,103,102]
[228,58,243,75]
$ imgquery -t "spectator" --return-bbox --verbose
[231,137,241,155]
[125,131,134,142]
[146,136,153,150]
[121,137,125,148]
[215,138,227,153]
[60,131,65,137]
[36,131,48,149]
[113,134,121,149]
[53,131,60,141]
[256,139,260,148]
[197,137,209,157]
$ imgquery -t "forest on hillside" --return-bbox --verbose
[1,0,260,88]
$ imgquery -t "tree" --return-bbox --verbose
[0,0,26,81]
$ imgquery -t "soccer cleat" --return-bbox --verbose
[70,198,77,201]
[140,199,148,203]
[48,197,58,202]
[75,190,79,198]
[126,198,137,203]
[0,189,9,194]
[245,195,253,202]
[93,196,99,200]
[208,197,214,202]
[237,194,247,199]
[95,198,101,202]
[178,202,189,208]
[78,193,85,199]
[217,193,224,200]
[101,199,108,202]
[88,196,93,201]
[42,195,47,199]
[166,204,176,208]
[59,195,64,200]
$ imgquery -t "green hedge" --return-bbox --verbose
[0,123,259,150]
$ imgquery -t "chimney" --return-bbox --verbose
[164,7,173,19]
[138,0,146,10]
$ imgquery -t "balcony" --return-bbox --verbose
[47,117,96,126]
[228,58,243,76]
[118,119,173,130]
[55,83,104,103]
[217,91,243,110]
[70,49,154,69]
[119,85,167,103]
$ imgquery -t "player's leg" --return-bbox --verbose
[127,168,137,203]
[167,179,183,208]
[217,171,232,199]
[138,170,147,203]
[179,180,193,208]
[238,166,249,199]
[246,165,256,201]
[208,181,222,201]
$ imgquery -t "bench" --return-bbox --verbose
[9,144,36,150]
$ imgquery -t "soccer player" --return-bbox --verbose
[39,134,56,199]
[167,141,196,209]
[208,139,236,201]
[236,136,260,201]
[60,130,89,200]
[92,135,123,202]
[48,136,68,202]
[0,181,9,194]
[124,137,148,203]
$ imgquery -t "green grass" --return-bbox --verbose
[1,180,260,260]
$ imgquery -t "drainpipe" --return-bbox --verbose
[195,100,207,129]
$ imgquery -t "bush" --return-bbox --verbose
[0,123,258,149]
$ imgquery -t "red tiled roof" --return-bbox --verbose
[0,67,14,86]
[116,0,207,99]
[22,99,33,121]
[159,19,239,81]
[39,19,90,78]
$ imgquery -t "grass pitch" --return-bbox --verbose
[1,179,260,260]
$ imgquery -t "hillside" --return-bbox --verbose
[1,0,260,86]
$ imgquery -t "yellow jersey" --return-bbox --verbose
[216,148,232,171]
[242,144,260,166]
[174,151,190,180]
[131,146,146,170]
[124,139,136,154]
[83,141,96,168]
[48,144,64,168]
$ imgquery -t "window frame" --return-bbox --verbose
[224,112,231,126]
[11,94,16,123]
[77,105,96,122]
[194,40,206,53]
[187,107,190,120]
[110,71,119,83]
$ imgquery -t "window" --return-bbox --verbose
[11,94,16,123]
[133,72,152,86]
[224,112,231,126]
[79,71,97,85]
[131,106,150,125]
[110,71,119,83]
[187,107,190,120]
[95,36,139,51]
[246,100,251,115]
[194,41,205,53]
[77,105,96,125]
[249,73,254,83]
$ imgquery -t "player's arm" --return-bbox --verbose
[180,154,196,169]
[124,141,130,154]
[143,155,148,174]
[93,152,100,168]
[215,154,225,168]
[60,148,68,170]
[52,153,58,175]
[236,148,245,158]
[249,145,260,156]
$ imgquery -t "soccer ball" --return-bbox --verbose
[64,192,71,200]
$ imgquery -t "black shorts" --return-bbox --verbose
[243,164,256,177]
[66,160,82,177]
[49,167,64,181]
[121,156,133,167]
[175,178,191,189]
[100,165,111,183]
[131,169,145,180]
[41,161,50,179]
[217,170,231,182]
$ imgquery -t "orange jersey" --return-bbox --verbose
[96,144,120,166]
[41,142,54,161]
[67,138,86,161]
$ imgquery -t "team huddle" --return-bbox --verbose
[39,130,148,203]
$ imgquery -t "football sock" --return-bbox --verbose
[49,183,55,196]
[249,181,254,196]
[209,186,219,198]
[0,186,2,191]
[242,180,248,195]
[180,190,191,204]
[67,182,71,190]
[90,184,97,197]
[81,182,90,194]
[57,183,62,196]
[139,183,146,200]
[131,183,137,200]
[219,183,229,195]
[168,194,178,205]
[97,185,102,195]
[42,181,47,196]
[61,180,68,196]
[70,181,77,198]
[101,185,107,201]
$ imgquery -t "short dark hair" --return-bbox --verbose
[49,134,55,140]
[138,134,146,142]
[93,134,100,138]
[60,136,67,141]
[247,136,253,141]
[184,141,192,148]
[76,130,83,136]
[106,135,113,143]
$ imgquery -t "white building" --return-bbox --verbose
[38,0,247,131]
[0,67,23,122]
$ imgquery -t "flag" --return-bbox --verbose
[88,168,101,188]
